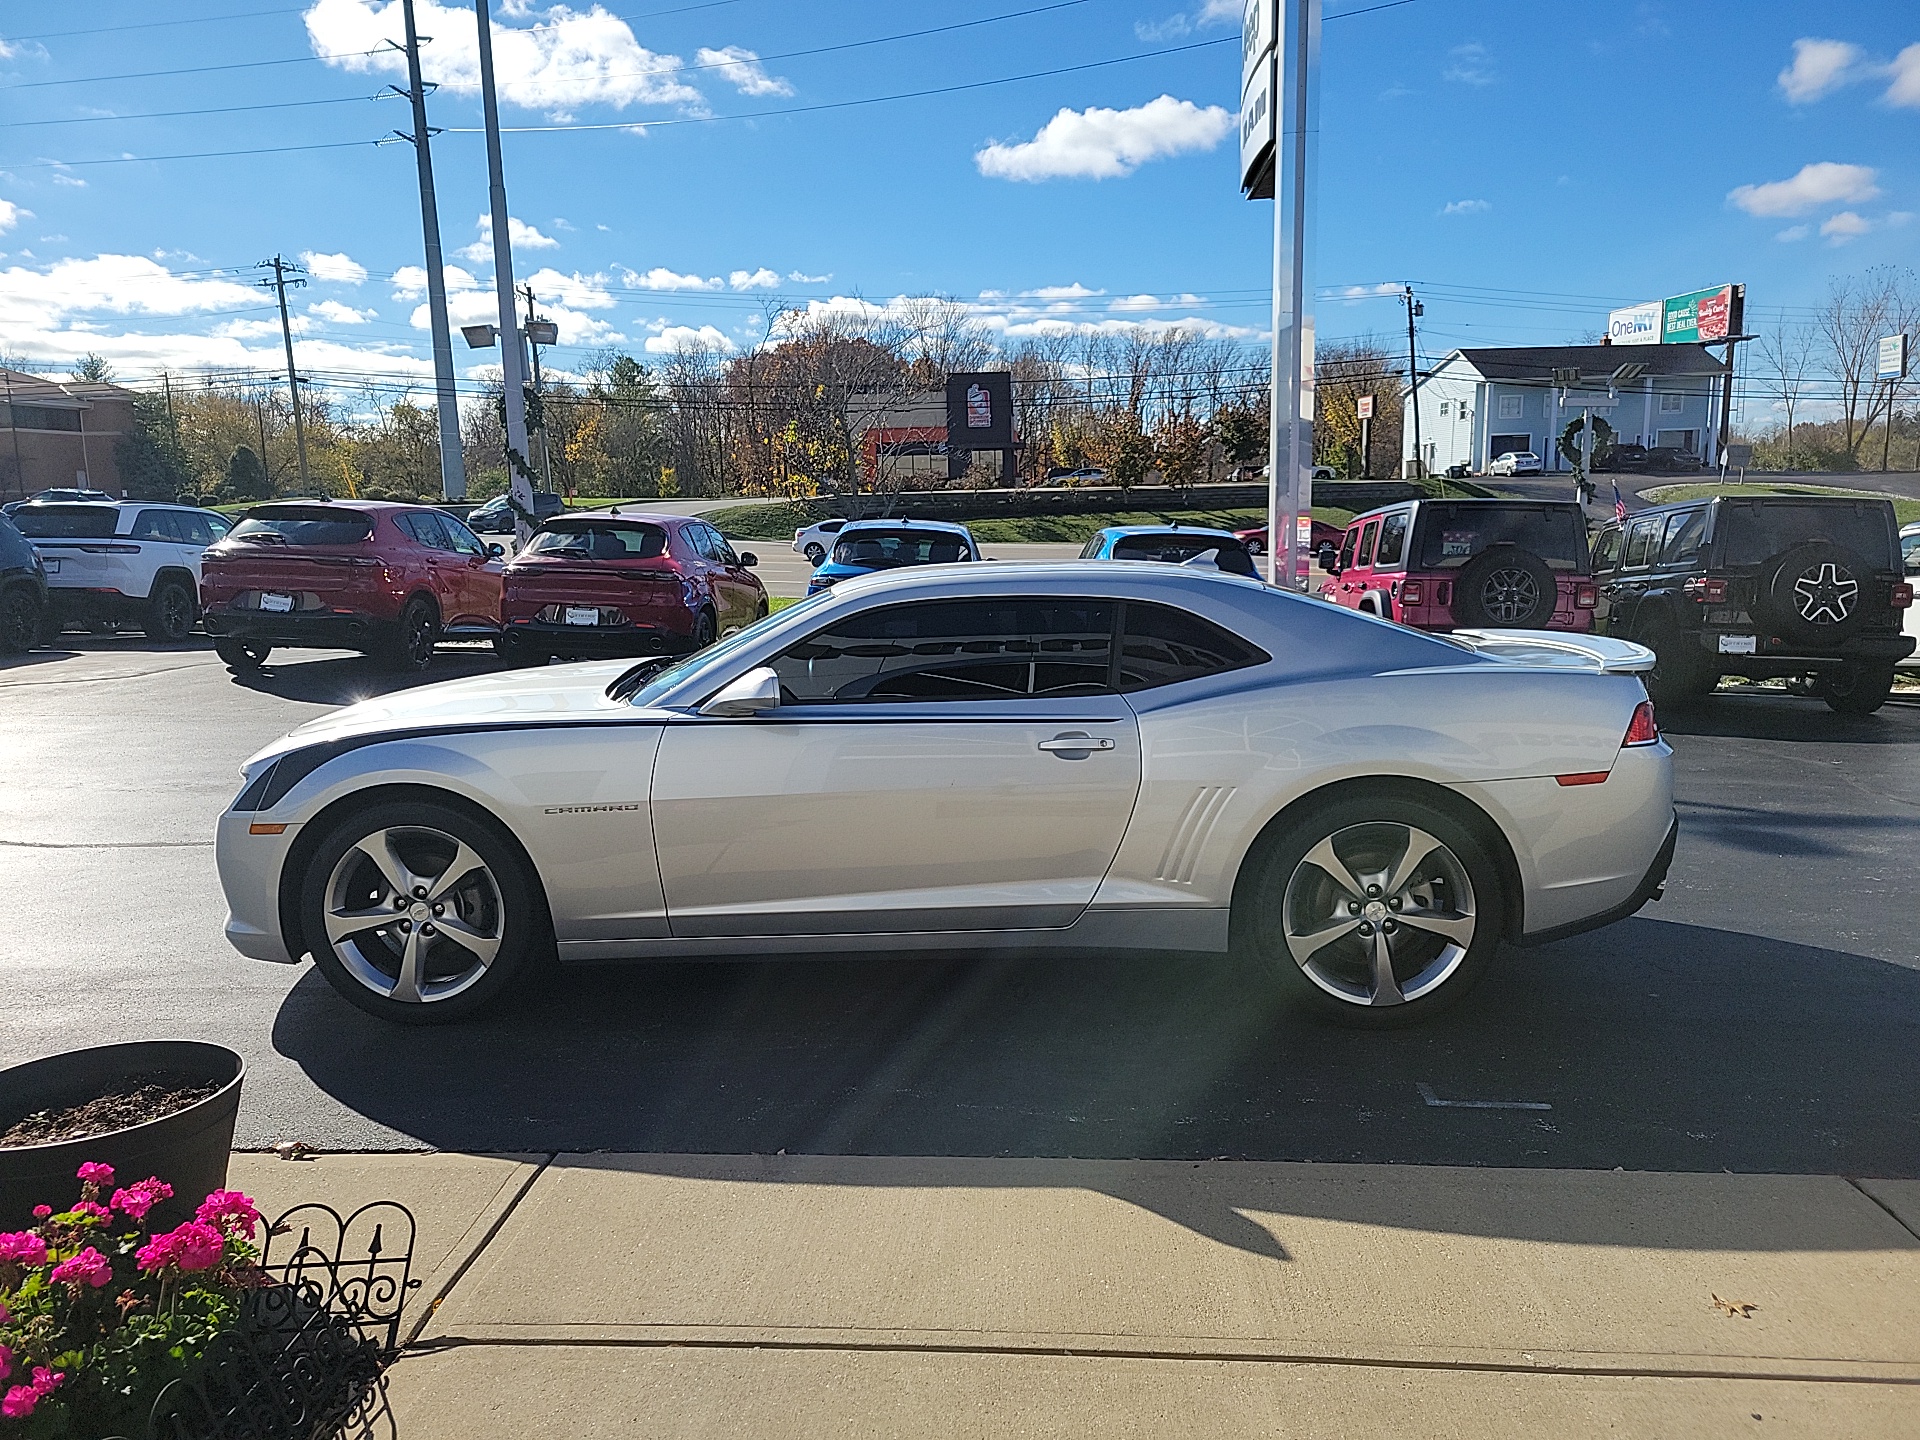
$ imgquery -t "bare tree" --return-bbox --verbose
[1813,266,1919,461]
[1756,318,1816,467]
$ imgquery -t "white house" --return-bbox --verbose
[1403,344,1730,476]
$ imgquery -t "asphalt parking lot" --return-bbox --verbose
[1,636,1916,1178]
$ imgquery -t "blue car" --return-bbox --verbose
[806,519,980,595]
[1078,525,1259,577]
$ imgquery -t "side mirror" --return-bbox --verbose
[486,543,505,558]
[738,551,758,567]
[1321,557,1341,575]
[698,665,781,717]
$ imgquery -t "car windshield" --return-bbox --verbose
[1411,503,1588,571]
[1715,501,1897,568]
[1110,534,1257,577]
[830,529,971,568]
[524,523,667,560]
[612,592,832,706]
[12,506,117,538]
[227,509,374,546]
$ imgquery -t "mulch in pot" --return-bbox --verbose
[0,1081,224,1148]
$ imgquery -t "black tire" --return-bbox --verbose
[298,799,544,1025]
[756,597,771,621]
[0,585,42,655]
[1234,791,1505,1028]
[87,617,119,636]
[803,543,826,566]
[215,638,272,671]
[380,597,439,673]
[494,632,539,667]
[1451,545,1557,628]
[1637,617,1716,709]
[144,578,196,642]
[1752,541,1869,647]
[1818,661,1896,716]
[691,608,717,652]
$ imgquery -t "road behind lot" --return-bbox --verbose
[1,637,1916,1176]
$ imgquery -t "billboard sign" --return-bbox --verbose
[1356,394,1373,420]
[944,372,1014,452]
[1607,301,1661,346]
[1662,283,1740,345]
[1239,0,1276,196]
[1878,333,1909,381]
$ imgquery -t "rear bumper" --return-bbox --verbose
[205,609,395,651]
[1515,816,1677,947]
[503,617,694,656]
[1698,630,1916,675]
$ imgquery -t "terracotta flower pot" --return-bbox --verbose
[0,1040,244,1228]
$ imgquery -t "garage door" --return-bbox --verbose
[1489,434,1531,458]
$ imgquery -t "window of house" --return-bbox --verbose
[1497,394,1523,420]
[1658,391,1684,414]
[1438,401,1451,418]
[0,404,82,432]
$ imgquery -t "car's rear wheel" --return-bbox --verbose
[144,578,196,641]
[803,543,826,565]
[215,638,271,671]
[1818,661,1895,715]
[1236,793,1503,1027]
[692,608,717,651]
[1638,618,1716,708]
[380,598,438,672]
[299,800,542,1024]
[0,585,43,654]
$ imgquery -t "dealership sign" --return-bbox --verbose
[1607,284,1743,347]
[1606,301,1660,346]
[1878,333,1910,381]
[1239,0,1277,196]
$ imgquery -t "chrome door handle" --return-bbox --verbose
[1037,734,1114,753]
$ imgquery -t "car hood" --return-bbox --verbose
[247,659,639,765]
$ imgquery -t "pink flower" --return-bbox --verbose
[195,1189,260,1239]
[111,1177,175,1223]
[49,1246,113,1289]
[70,1201,111,1223]
[0,1344,10,1381]
[0,1232,48,1267]
[1,1383,37,1420]
[30,1206,50,1220]
[137,1220,225,1275]
[75,1162,114,1186]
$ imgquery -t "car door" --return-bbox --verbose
[649,595,1142,938]
[1589,524,1623,631]
[439,512,504,629]
[697,523,759,631]
[1604,515,1663,637]
[1337,519,1379,609]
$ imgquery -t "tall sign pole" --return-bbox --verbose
[473,0,533,544]
[393,0,466,501]
[1241,0,1319,588]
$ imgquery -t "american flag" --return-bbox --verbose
[1611,479,1628,523]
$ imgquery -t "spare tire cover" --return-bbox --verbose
[1752,540,1868,645]
[1451,545,1558,628]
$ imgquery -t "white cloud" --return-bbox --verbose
[1727,161,1879,216]
[644,322,733,354]
[694,45,792,97]
[521,266,615,311]
[1819,211,1873,243]
[728,267,781,290]
[300,250,367,284]
[787,270,830,284]
[309,299,374,324]
[1443,42,1494,86]
[214,317,304,340]
[457,212,559,263]
[302,0,704,121]
[1778,38,1865,103]
[1887,43,1920,107]
[390,264,479,300]
[1023,283,1103,299]
[1335,282,1402,300]
[1775,224,1811,242]
[0,200,29,234]
[1110,294,1162,312]
[1441,198,1490,214]
[975,95,1232,181]
[779,291,1260,346]
[1134,0,1236,42]
[620,265,721,290]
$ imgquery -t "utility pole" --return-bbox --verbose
[520,283,559,493]
[255,394,270,481]
[474,0,533,544]
[388,0,466,501]
[1402,285,1423,480]
[257,255,310,489]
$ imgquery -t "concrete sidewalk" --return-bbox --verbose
[230,1153,1920,1437]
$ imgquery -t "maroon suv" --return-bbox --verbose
[1320,499,1597,632]
[200,501,505,671]
[499,511,767,663]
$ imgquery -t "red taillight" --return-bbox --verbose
[1555,771,1609,787]
[78,543,140,554]
[1398,580,1424,606]
[1893,582,1914,610]
[1575,585,1597,610]
[1683,576,1727,604]
[1623,700,1659,747]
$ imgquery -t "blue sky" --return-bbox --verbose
[0,0,1912,407]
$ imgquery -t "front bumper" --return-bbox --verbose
[215,809,300,964]
[205,609,396,650]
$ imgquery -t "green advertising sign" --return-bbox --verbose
[1660,284,1741,345]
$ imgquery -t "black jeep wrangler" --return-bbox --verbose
[1591,495,1915,713]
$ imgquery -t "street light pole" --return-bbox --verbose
[1402,285,1423,480]
[473,0,533,544]
[520,283,554,493]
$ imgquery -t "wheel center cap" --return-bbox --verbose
[408,902,431,923]
[1363,900,1388,923]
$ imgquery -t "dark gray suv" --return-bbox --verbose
[0,512,49,654]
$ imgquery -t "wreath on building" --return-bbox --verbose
[1557,413,1615,472]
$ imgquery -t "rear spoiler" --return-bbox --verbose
[1446,629,1656,675]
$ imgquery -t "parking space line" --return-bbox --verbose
[1417,1082,1551,1111]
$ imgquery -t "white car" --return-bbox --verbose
[12,500,232,640]
[1901,522,1920,670]
[793,518,848,566]
[1488,452,1543,477]
[217,565,1676,1028]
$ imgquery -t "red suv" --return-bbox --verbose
[500,511,767,663]
[200,501,504,672]
[1319,499,1597,632]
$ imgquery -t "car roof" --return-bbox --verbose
[836,518,974,538]
[1099,525,1240,542]
[543,510,676,527]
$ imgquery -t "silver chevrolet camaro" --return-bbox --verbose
[216,564,1676,1027]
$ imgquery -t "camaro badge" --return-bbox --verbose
[543,803,642,815]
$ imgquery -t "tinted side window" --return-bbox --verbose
[178,513,215,546]
[771,598,1114,703]
[1115,602,1268,692]
[1622,518,1659,568]
[1590,527,1621,572]
[704,526,740,565]
[1355,520,1380,568]
[1337,525,1360,570]
[443,516,487,556]
[402,512,454,550]
[1078,536,1104,559]
[129,510,174,541]
[1660,509,1706,566]
[1374,512,1408,569]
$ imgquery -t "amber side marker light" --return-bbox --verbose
[248,823,287,835]
[1555,771,1609,787]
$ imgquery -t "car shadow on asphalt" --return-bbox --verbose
[1661,689,1920,744]
[269,915,1920,1256]
[220,647,509,705]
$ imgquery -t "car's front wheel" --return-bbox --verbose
[145,578,196,641]
[299,800,543,1024]
[1236,793,1504,1027]
[215,638,272,671]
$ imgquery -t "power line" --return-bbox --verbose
[0,140,377,171]
[0,47,384,92]
[2,95,382,130]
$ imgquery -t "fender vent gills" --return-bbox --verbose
[1156,786,1235,885]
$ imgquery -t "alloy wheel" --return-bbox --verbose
[0,589,39,654]
[1479,567,1540,624]
[156,584,192,640]
[1280,822,1477,1007]
[321,824,503,1004]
